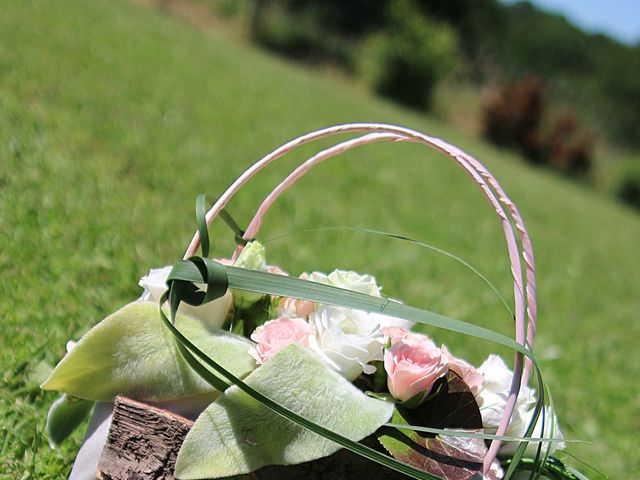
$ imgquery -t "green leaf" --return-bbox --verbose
[168,261,535,361]
[195,194,209,258]
[41,302,255,402]
[175,343,394,479]
[378,373,486,480]
[45,394,94,448]
[264,226,514,317]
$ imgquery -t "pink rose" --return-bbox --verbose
[279,297,318,319]
[441,345,484,395]
[381,326,415,345]
[265,265,289,276]
[384,337,448,402]
[249,316,311,364]
[276,274,318,318]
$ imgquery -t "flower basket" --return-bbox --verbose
[42,124,582,480]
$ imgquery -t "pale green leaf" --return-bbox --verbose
[45,394,94,448]
[175,343,394,479]
[41,302,255,402]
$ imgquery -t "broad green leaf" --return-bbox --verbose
[45,394,94,448]
[175,343,394,479]
[41,302,255,402]
[378,373,486,480]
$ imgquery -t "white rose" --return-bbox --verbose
[476,355,534,433]
[476,355,565,458]
[370,305,415,331]
[139,266,232,329]
[499,406,566,458]
[302,270,415,330]
[305,269,382,296]
[324,270,382,296]
[308,306,384,381]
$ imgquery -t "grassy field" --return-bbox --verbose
[1,0,639,477]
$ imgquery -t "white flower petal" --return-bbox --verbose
[308,306,383,381]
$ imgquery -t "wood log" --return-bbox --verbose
[96,396,408,480]
[96,397,193,480]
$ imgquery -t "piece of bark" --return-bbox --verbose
[96,396,193,480]
[97,396,408,480]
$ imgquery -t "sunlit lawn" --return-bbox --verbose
[1,0,639,477]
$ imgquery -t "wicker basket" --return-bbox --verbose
[184,123,538,474]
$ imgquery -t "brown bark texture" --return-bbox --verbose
[96,396,409,480]
[96,397,193,480]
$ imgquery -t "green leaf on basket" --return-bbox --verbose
[174,343,394,479]
[378,372,486,480]
[41,302,255,402]
[45,394,94,448]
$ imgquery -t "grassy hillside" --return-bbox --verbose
[1,0,638,477]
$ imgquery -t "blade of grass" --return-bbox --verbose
[383,423,580,444]
[195,194,210,258]
[264,226,514,317]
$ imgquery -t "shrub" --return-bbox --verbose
[482,75,546,161]
[247,1,355,70]
[363,0,460,110]
[544,112,593,177]
[483,76,593,177]
[617,162,640,211]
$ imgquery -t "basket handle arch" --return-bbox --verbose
[183,123,538,472]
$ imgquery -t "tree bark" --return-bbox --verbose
[97,396,408,480]
[96,397,193,480]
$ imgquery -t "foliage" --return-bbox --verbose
[236,0,640,213]
[616,162,640,211]
[362,0,460,110]
[247,0,640,148]
[483,76,546,162]
[251,0,390,40]
[420,0,640,148]
[175,344,393,478]
[483,76,593,178]
[248,0,461,108]
[544,112,593,177]
[248,1,355,69]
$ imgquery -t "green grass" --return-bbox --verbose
[1,0,639,477]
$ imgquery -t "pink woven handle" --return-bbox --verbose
[183,123,537,472]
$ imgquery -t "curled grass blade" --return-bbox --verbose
[560,451,608,479]
[224,266,535,362]
[383,423,578,444]
[264,226,514,317]
[195,194,210,258]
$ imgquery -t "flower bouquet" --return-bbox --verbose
[42,124,587,480]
